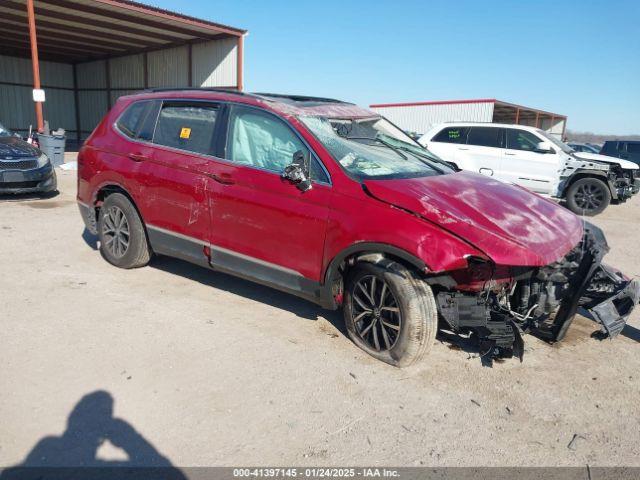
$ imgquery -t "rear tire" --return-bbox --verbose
[565,177,611,216]
[343,260,437,367]
[98,193,151,269]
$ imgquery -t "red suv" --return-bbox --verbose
[77,89,639,367]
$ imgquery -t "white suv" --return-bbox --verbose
[420,123,640,215]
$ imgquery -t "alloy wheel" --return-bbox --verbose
[574,183,605,212]
[102,205,130,258]
[351,275,402,351]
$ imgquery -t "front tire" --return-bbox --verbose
[565,177,611,216]
[344,260,437,367]
[98,193,151,269]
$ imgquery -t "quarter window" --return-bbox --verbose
[467,127,502,148]
[226,106,329,182]
[506,129,542,151]
[432,127,469,144]
[153,103,218,156]
[116,101,150,139]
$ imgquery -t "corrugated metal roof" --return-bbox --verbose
[370,99,566,120]
[0,0,246,63]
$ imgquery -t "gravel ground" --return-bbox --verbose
[1,168,639,469]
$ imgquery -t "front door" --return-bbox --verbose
[502,128,560,194]
[207,104,332,295]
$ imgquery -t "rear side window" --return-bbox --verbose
[432,127,469,144]
[467,127,503,148]
[628,143,640,154]
[506,129,541,151]
[601,141,617,154]
[116,101,151,139]
[153,103,218,156]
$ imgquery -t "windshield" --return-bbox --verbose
[0,122,12,137]
[300,116,453,180]
[537,129,573,154]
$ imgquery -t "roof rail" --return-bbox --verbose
[253,93,352,104]
[143,87,251,96]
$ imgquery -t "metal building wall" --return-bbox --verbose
[0,54,76,138]
[371,102,494,135]
[192,37,238,87]
[74,38,239,140]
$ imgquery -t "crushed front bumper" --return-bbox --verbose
[435,223,639,362]
[546,223,639,341]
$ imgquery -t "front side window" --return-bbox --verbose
[116,101,150,139]
[432,127,469,144]
[506,129,542,151]
[153,103,218,156]
[467,127,502,148]
[226,106,328,182]
[536,129,572,154]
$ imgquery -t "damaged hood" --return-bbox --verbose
[573,151,639,170]
[0,137,40,160]
[364,172,584,267]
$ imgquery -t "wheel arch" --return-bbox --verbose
[91,183,151,247]
[320,242,427,310]
[560,170,616,199]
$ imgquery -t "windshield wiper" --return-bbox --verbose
[391,145,453,173]
[345,136,408,160]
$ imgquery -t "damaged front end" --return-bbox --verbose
[431,223,639,361]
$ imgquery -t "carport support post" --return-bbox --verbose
[236,34,244,91]
[26,0,44,133]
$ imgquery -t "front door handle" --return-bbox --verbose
[505,152,516,156]
[209,173,235,185]
[458,147,470,151]
[128,153,149,162]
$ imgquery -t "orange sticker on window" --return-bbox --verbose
[179,127,191,139]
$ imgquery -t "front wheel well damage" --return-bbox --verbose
[559,171,613,199]
[324,246,426,309]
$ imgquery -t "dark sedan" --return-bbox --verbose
[0,123,57,195]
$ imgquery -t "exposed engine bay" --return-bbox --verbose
[430,223,639,361]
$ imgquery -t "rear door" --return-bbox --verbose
[137,100,223,266]
[207,104,332,290]
[460,126,504,177]
[501,128,559,194]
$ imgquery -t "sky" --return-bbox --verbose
[151,0,640,135]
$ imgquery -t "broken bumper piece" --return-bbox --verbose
[582,264,639,338]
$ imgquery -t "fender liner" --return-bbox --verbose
[319,242,427,309]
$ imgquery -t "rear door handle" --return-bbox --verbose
[505,152,516,156]
[128,153,149,162]
[458,147,470,151]
[209,173,235,185]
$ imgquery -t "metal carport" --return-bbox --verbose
[0,0,247,141]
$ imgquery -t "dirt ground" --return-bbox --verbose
[1,168,639,469]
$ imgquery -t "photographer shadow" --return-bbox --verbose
[1,390,186,480]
